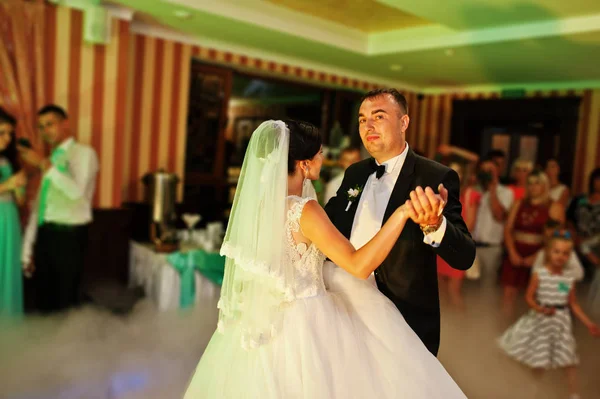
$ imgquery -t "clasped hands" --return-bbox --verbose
[402,184,448,227]
[4,170,27,191]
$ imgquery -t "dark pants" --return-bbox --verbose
[33,223,89,313]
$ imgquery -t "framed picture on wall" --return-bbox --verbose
[232,118,257,165]
[234,118,254,148]
[232,117,268,162]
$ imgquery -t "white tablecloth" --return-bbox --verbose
[129,242,221,311]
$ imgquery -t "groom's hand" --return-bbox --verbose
[437,183,449,205]
[405,186,446,226]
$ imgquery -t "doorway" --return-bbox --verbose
[450,97,581,185]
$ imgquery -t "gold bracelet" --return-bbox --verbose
[420,217,443,235]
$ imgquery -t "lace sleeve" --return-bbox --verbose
[288,197,314,235]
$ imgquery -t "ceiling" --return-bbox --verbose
[264,0,429,32]
[107,0,600,91]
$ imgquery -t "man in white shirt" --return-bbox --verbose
[473,160,513,287]
[324,147,361,204]
[18,105,99,313]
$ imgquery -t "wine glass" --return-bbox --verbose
[182,213,202,245]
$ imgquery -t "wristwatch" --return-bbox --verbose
[420,217,443,235]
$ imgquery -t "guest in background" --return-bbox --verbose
[435,144,479,187]
[508,158,534,201]
[435,144,479,165]
[432,144,479,307]
[545,158,571,208]
[437,160,480,307]
[570,169,600,316]
[567,168,600,280]
[324,147,361,204]
[501,170,564,318]
[0,109,26,317]
[584,233,600,318]
[473,160,514,288]
[18,105,99,313]
[487,149,507,183]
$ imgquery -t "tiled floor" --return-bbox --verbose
[1,279,598,399]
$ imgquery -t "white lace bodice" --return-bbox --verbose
[285,196,327,299]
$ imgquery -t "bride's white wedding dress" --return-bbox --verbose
[184,196,466,398]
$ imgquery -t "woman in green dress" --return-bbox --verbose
[0,109,26,317]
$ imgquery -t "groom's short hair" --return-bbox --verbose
[361,89,408,116]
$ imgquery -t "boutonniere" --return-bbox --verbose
[345,185,363,211]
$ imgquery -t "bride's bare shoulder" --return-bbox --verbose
[299,199,330,228]
[300,198,322,213]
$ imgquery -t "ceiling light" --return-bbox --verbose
[173,10,192,19]
[390,64,403,71]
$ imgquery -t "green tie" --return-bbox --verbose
[37,147,68,225]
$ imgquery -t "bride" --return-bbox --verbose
[184,120,466,398]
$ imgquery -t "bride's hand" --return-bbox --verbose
[396,203,410,220]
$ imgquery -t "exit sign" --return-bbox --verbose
[83,5,110,44]
[49,0,110,45]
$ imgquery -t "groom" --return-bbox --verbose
[325,89,475,355]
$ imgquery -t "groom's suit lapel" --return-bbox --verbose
[383,149,416,224]
[338,161,374,239]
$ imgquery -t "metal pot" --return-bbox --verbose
[142,169,180,224]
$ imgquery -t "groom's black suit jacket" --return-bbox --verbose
[324,149,475,355]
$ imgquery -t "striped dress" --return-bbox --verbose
[499,267,578,369]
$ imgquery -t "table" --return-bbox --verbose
[129,242,222,311]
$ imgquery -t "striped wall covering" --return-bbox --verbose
[186,46,385,92]
[124,34,191,204]
[44,6,134,208]
[44,6,191,207]
[42,6,397,208]
[43,5,600,207]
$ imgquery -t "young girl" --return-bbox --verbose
[532,220,585,282]
[499,231,600,399]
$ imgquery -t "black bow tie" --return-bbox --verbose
[369,159,386,179]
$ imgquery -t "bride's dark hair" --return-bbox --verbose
[285,119,321,175]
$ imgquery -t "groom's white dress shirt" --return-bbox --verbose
[349,144,447,284]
